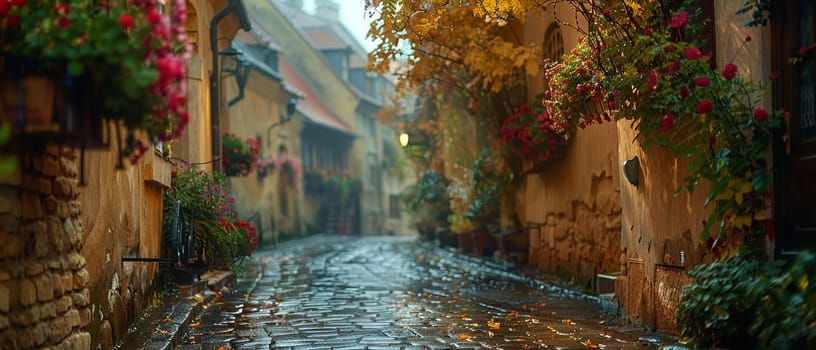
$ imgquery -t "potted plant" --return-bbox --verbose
[221,132,259,177]
[164,165,254,272]
[0,0,191,164]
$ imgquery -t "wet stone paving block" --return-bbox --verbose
[175,235,675,349]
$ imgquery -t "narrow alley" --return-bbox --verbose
[173,235,670,349]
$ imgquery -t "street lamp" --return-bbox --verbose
[219,46,251,106]
[399,132,410,147]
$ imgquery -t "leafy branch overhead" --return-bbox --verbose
[365,0,548,94]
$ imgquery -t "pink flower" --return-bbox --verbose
[119,14,133,30]
[697,99,713,114]
[647,69,659,91]
[683,47,702,60]
[679,85,689,99]
[661,113,675,132]
[769,70,780,80]
[693,76,711,87]
[753,108,769,122]
[642,27,653,36]
[670,11,689,29]
[722,63,737,80]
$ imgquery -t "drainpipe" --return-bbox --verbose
[209,0,251,172]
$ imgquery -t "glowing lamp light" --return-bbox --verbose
[399,132,410,147]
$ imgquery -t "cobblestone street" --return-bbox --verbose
[174,235,670,349]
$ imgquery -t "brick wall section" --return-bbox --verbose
[0,145,92,349]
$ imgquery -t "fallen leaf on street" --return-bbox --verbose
[193,293,205,303]
[507,311,519,318]
[162,316,171,323]
[527,318,540,324]
[154,327,169,334]
[562,319,577,325]
[583,339,599,348]
[487,319,501,330]
[190,318,201,328]
[458,333,471,341]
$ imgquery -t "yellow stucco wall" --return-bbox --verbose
[244,0,363,175]
[615,1,768,331]
[224,67,303,243]
[75,0,249,347]
[519,5,622,286]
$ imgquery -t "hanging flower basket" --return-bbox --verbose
[0,0,192,165]
[0,57,107,147]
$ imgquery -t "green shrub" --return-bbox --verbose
[677,251,816,349]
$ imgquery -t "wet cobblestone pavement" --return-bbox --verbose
[175,235,672,349]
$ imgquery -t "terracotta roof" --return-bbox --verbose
[278,57,353,134]
[305,28,348,50]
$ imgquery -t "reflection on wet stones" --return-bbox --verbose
[175,235,669,349]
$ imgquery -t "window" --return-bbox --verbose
[544,23,564,61]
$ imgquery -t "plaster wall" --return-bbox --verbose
[519,5,622,287]
[615,1,768,332]
[244,0,365,184]
[224,69,304,243]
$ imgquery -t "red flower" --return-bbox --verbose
[697,99,713,114]
[119,14,134,30]
[753,107,769,122]
[666,60,680,75]
[0,2,10,18]
[54,3,70,15]
[10,0,25,6]
[693,76,711,87]
[670,11,689,29]
[679,85,689,99]
[647,69,659,91]
[663,44,677,53]
[661,113,675,132]
[745,35,752,42]
[5,14,19,27]
[147,8,162,25]
[799,45,808,57]
[58,16,71,29]
[769,70,780,80]
[722,63,737,80]
[683,47,702,60]
[642,27,653,36]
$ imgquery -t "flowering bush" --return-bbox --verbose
[542,0,783,250]
[255,156,276,178]
[221,133,259,177]
[164,166,253,271]
[499,97,568,162]
[276,154,301,187]
[0,0,192,163]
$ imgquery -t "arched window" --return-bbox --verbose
[544,23,564,62]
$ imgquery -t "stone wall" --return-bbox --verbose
[521,123,623,288]
[0,146,91,349]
